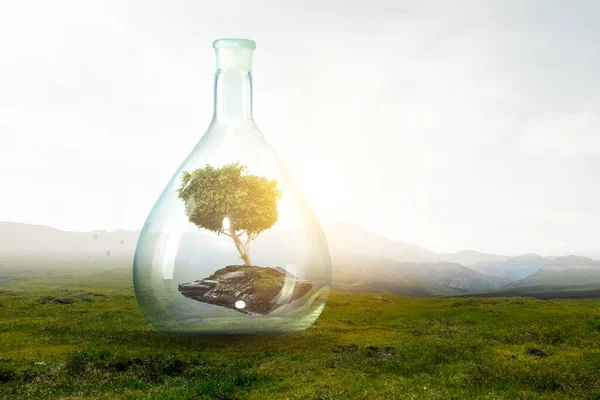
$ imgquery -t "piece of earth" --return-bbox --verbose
[178,265,313,316]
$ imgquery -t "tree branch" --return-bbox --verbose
[242,231,260,254]
[218,229,233,238]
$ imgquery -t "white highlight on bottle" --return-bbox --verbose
[222,217,230,230]
[235,300,246,309]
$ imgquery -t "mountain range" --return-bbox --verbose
[1,221,599,297]
[506,255,600,287]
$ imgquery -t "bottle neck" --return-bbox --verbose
[212,69,253,122]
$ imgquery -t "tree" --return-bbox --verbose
[177,162,282,266]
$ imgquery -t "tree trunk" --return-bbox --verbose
[229,228,252,266]
[240,252,252,266]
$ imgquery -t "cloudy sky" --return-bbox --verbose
[1,0,599,256]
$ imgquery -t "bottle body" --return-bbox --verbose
[133,39,331,334]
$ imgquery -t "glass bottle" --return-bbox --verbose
[133,38,331,334]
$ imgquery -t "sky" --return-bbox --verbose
[1,0,599,257]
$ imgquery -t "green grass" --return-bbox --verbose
[1,264,600,399]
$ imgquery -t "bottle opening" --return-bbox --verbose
[213,38,256,71]
[213,38,256,50]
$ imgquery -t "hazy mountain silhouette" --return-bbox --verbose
[320,221,437,262]
[409,261,511,291]
[0,221,508,265]
[332,257,510,292]
[319,222,507,265]
[2,221,599,296]
[437,250,508,266]
[507,256,600,287]
[0,222,137,261]
[471,253,551,281]
[330,254,464,296]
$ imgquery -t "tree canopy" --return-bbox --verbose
[177,162,282,265]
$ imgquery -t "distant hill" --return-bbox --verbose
[0,221,466,296]
[0,220,508,266]
[321,222,436,263]
[472,253,551,281]
[0,222,137,261]
[409,262,511,291]
[4,221,598,296]
[437,250,508,266]
[320,222,508,265]
[507,256,600,287]
[331,254,463,296]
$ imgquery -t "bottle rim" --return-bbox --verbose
[213,38,256,50]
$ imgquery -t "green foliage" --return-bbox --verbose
[2,263,600,399]
[177,162,281,235]
[177,162,281,265]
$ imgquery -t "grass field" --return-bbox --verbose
[1,263,600,399]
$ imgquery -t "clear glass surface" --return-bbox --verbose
[133,38,331,334]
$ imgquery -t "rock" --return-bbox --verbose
[178,265,313,316]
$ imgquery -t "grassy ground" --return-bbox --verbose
[1,264,600,399]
